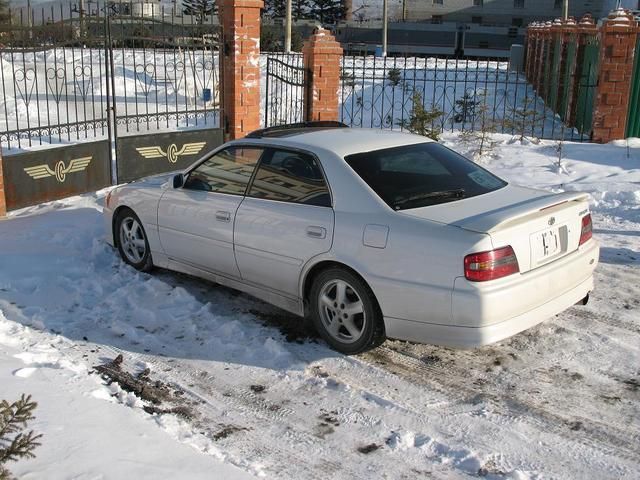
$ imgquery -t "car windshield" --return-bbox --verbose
[344,142,507,211]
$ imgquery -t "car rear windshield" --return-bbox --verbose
[344,142,507,211]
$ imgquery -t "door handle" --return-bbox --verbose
[215,211,231,222]
[306,226,326,239]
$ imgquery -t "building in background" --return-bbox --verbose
[350,0,640,26]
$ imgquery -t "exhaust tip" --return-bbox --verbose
[576,293,589,306]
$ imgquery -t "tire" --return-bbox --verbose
[115,208,153,272]
[309,267,385,354]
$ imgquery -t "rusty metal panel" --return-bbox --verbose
[116,128,224,184]
[2,140,111,211]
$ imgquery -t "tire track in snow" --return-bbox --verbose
[355,343,640,467]
[98,346,372,480]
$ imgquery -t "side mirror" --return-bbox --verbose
[173,173,184,189]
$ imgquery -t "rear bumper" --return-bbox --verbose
[384,239,599,348]
[384,274,593,348]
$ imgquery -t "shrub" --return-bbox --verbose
[0,395,42,480]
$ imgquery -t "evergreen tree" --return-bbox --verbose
[387,68,402,87]
[504,95,543,143]
[458,95,498,160]
[399,92,443,141]
[264,0,310,20]
[182,0,217,24]
[309,0,344,24]
[0,395,42,480]
[454,92,480,124]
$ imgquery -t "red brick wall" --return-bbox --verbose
[526,10,639,143]
[592,9,640,143]
[302,29,343,123]
[220,0,263,141]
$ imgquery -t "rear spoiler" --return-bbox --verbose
[454,191,591,233]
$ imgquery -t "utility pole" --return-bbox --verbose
[562,0,568,20]
[285,0,292,52]
[382,0,388,56]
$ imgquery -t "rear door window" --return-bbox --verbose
[247,149,331,207]
[345,142,506,210]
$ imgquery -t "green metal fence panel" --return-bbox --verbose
[626,38,640,138]
[575,40,599,135]
[548,38,562,111]
[560,41,577,121]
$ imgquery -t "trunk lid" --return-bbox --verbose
[401,185,591,273]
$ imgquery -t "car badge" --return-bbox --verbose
[548,217,556,226]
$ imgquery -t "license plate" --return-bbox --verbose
[531,227,561,264]
[539,228,561,258]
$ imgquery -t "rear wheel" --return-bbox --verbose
[310,268,385,354]
[115,209,153,272]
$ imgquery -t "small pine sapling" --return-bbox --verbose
[387,68,402,87]
[0,395,42,480]
[555,138,564,170]
[340,69,356,89]
[458,97,498,160]
[454,92,480,124]
[504,96,543,144]
[399,92,443,141]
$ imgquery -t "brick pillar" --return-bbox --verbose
[220,0,263,141]
[566,14,597,127]
[302,28,343,122]
[592,9,640,143]
[0,148,6,217]
[535,22,552,93]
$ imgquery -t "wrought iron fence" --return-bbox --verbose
[339,55,597,142]
[0,2,221,150]
[264,53,305,128]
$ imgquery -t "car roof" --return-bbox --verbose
[238,127,432,158]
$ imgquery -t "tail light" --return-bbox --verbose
[464,246,520,282]
[579,214,592,246]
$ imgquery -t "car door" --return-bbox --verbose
[157,146,264,278]
[234,148,335,296]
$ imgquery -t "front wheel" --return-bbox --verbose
[310,268,385,354]
[115,209,153,272]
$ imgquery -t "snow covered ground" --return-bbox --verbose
[1,135,639,479]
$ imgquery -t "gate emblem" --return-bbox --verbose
[23,157,92,183]
[135,142,206,163]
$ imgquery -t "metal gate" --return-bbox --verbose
[574,39,599,136]
[0,2,223,208]
[264,54,306,128]
[626,36,640,138]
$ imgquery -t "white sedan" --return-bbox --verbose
[104,124,599,354]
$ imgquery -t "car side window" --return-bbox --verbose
[183,147,263,195]
[248,149,331,207]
